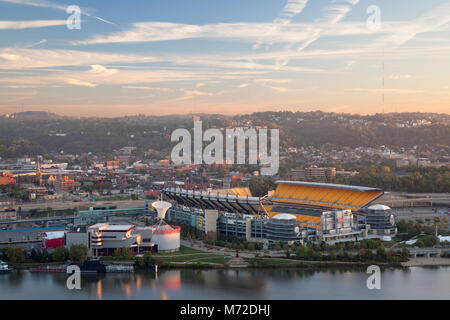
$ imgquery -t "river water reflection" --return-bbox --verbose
[0,266,448,300]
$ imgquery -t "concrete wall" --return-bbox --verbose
[204,209,218,240]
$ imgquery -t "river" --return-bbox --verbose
[0,266,449,300]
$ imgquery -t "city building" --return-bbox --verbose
[66,223,141,257]
[42,231,65,249]
[291,166,336,181]
[54,176,78,193]
[0,172,14,185]
[0,209,16,220]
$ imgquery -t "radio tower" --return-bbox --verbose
[382,49,385,114]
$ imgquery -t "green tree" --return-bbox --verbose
[376,244,386,262]
[69,244,88,264]
[7,247,25,263]
[52,246,69,262]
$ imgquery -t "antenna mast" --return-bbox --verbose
[382,49,385,114]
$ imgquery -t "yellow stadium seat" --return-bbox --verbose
[318,188,334,202]
[340,191,361,205]
[326,189,346,203]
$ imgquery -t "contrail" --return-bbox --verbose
[0,0,118,27]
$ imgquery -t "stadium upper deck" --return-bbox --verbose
[163,187,262,216]
[270,181,384,211]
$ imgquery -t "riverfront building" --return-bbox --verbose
[66,223,142,257]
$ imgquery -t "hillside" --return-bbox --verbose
[0,111,448,158]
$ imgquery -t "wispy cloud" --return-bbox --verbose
[122,86,172,92]
[88,64,118,76]
[175,89,213,101]
[25,39,47,48]
[389,74,412,80]
[274,0,308,24]
[255,79,290,93]
[0,0,117,26]
[0,20,66,29]
[65,78,96,88]
[346,88,424,94]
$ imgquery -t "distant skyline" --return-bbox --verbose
[0,0,449,117]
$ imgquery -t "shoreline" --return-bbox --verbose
[401,257,450,267]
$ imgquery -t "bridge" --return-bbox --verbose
[377,193,450,207]
[396,247,450,258]
[0,216,77,228]
[0,206,147,228]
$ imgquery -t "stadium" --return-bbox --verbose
[162,180,396,245]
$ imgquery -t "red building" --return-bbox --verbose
[42,231,65,249]
[0,172,14,185]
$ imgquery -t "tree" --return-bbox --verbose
[69,244,88,264]
[400,247,410,261]
[7,247,25,263]
[415,235,438,247]
[52,246,69,262]
[0,247,9,260]
[135,251,157,270]
[376,244,386,262]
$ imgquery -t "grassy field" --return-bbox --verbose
[154,246,230,266]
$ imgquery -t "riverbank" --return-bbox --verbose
[401,257,450,267]
[5,245,408,271]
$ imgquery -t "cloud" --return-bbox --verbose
[0,89,38,96]
[389,74,412,80]
[274,0,308,24]
[346,88,423,94]
[88,64,118,76]
[74,21,372,46]
[175,89,213,101]
[239,83,249,88]
[0,20,66,29]
[0,0,117,26]
[344,60,355,70]
[122,86,172,92]
[0,48,159,69]
[65,78,96,88]
[25,39,47,48]
[367,2,450,49]
[255,79,290,92]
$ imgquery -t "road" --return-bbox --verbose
[12,199,146,212]
[392,207,449,224]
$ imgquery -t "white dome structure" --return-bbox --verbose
[152,199,172,220]
[150,196,180,252]
[272,213,297,220]
[368,204,391,211]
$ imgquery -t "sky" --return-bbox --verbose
[0,0,449,117]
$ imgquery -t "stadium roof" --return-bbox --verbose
[275,181,383,192]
